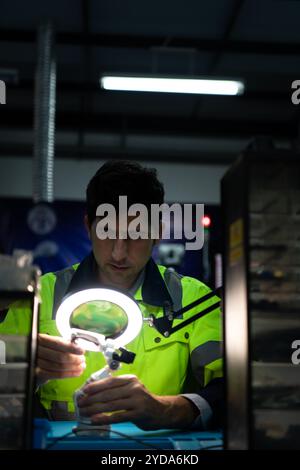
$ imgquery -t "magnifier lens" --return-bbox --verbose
[70,300,128,339]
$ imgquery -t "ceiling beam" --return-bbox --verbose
[1,29,300,56]
[0,109,297,139]
[0,142,239,165]
[208,0,245,73]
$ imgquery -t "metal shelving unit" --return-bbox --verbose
[0,254,40,449]
[222,150,300,449]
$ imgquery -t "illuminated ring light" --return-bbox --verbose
[56,288,143,351]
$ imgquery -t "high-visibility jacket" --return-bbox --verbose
[0,254,222,422]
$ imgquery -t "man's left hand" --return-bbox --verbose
[77,374,198,430]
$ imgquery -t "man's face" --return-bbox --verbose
[86,215,158,290]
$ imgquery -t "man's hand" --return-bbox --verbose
[36,333,86,386]
[77,374,199,430]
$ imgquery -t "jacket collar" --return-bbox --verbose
[67,251,173,307]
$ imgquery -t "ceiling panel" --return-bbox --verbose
[0,0,82,32]
[89,0,236,38]
[232,0,300,42]
[0,0,299,162]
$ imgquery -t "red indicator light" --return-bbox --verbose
[202,215,211,228]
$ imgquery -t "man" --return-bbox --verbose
[1,160,223,431]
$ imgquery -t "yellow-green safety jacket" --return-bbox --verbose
[0,253,223,425]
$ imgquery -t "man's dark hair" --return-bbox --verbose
[86,160,165,226]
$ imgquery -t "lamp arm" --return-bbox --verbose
[146,288,222,338]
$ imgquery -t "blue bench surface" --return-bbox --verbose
[34,419,223,450]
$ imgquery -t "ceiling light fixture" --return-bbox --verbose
[100,74,244,96]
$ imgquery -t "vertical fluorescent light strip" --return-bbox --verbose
[101,76,244,95]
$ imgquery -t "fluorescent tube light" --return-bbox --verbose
[100,75,244,95]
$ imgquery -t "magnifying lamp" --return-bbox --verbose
[55,284,221,434]
[56,288,143,433]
